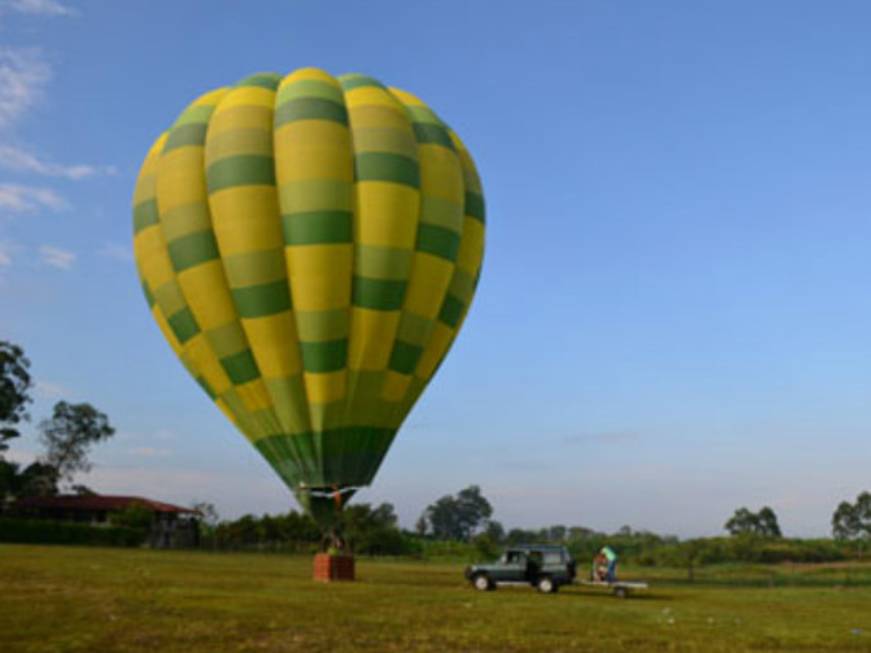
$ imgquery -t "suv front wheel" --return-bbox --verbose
[473,573,493,591]
[537,576,558,594]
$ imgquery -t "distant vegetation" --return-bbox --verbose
[2,339,871,567]
[197,486,868,568]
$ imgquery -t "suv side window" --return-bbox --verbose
[543,551,562,565]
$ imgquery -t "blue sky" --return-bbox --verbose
[2,0,871,537]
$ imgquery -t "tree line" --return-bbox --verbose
[2,339,870,562]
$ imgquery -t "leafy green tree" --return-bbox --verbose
[191,501,219,527]
[0,341,32,454]
[484,520,506,543]
[419,485,493,541]
[725,506,781,538]
[547,525,567,542]
[833,492,871,541]
[855,493,871,539]
[17,462,59,497]
[832,501,859,540]
[568,526,596,541]
[110,502,153,531]
[38,401,115,485]
[341,502,404,554]
[473,531,501,559]
[757,507,782,538]
[506,527,539,544]
[725,507,758,535]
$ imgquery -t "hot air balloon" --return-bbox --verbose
[132,68,485,548]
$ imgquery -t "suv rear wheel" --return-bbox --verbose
[473,573,493,591]
[537,576,558,594]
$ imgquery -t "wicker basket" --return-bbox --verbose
[313,553,355,582]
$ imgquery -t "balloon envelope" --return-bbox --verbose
[132,69,485,522]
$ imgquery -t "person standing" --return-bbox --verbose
[600,545,618,582]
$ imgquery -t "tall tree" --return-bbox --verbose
[725,506,782,537]
[485,520,506,543]
[833,492,871,541]
[0,341,32,454]
[419,485,493,541]
[724,507,759,535]
[756,506,782,538]
[38,401,115,485]
[832,500,860,540]
[191,501,220,527]
[547,525,567,542]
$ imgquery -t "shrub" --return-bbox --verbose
[0,517,146,547]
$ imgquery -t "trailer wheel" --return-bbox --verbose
[613,586,628,599]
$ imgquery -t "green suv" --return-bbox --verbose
[464,545,577,594]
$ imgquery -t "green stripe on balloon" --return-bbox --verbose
[195,376,217,400]
[465,191,485,222]
[416,223,460,261]
[133,199,158,234]
[438,294,464,327]
[167,230,219,271]
[167,307,200,343]
[220,349,260,385]
[237,72,281,90]
[231,279,292,318]
[412,122,455,149]
[388,340,423,374]
[282,210,352,245]
[254,427,397,486]
[353,277,407,310]
[206,155,275,193]
[355,152,419,187]
[277,80,344,105]
[338,74,387,92]
[300,339,348,373]
[163,123,208,152]
[274,98,348,127]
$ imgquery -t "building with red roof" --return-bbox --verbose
[13,494,201,548]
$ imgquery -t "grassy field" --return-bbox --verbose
[2,545,871,652]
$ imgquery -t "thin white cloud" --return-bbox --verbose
[34,379,70,399]
[4,0,75,16]
[0,183,68,213]
[0,47,50,129]
[99,241,132,262]
[38,244,74,269]
[0,144,116,180]
[0,241,11,267]
[563,431,639,446]
[129,447,172,458]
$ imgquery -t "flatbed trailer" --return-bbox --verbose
[577,579,649,598]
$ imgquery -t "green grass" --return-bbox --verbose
[2,545,871,652]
